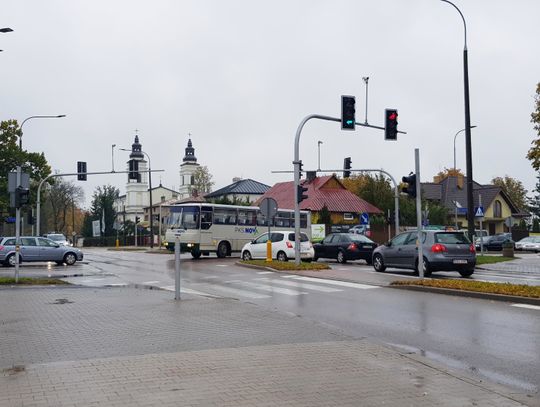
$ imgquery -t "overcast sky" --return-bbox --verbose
[2,0,539,208]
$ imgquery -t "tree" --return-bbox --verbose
[42,177,84,234]
[491,175,527,210]
[526,83,540,171]
[435,168,465,179]
[189,166,214,196]
[90,185,119,236]
[0,120,52,214]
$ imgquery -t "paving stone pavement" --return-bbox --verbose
[0,287,537,407]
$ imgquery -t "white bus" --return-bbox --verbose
[163,203,311,258]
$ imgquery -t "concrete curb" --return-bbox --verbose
[389,284,540,305]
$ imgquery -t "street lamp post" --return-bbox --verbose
[453,126,477,172]
[317,141,323,171]
[441,0,475,239]
[120,148,154,248]
[0,27,13,52]
[111,144,116,172]
[19,115,66,151]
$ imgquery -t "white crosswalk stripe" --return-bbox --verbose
[511,304,540,311]
[231,280,307,296]
[256,271,274,274]
[255,278,342,293]
[160,286,220,298]
[288,276,378,290]
[195,284,271,299]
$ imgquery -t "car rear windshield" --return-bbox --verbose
[434,232,470,244]
[288,233,309,242]
[351,235,374,244]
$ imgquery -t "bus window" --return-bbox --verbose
[275,212,291,228]
[201,210,212,230]
[256,212,274,226]
[238,209,256,226]
[214,208,237,225]
[181,206,200,229]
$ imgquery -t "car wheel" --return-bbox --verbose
[242,250,252,261]
[459,269,474,277]
[276,251,288,262]
[216,242,228,258]
[63,253,77,266]
[337,250,346,264]
[191,250,202,259]
[5,254,17,267]
[373,254,385,272]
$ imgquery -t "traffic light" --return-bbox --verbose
[343,157,352,178]
[298,160,304,178]
[129,159,140,181]
[402,173,417,198]
[14,186,30,208]
[341,95,356,130]
[135,216,140,224]
[77,161,87,181]
[296,184,308,204]
[384,109,398,141]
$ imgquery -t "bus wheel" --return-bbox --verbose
[217,242,229,258]
[191,250,202,259]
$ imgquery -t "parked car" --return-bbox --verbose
[0,236,83,266]
[372,230,476,277]
[44,233,71,246]
[241,231,314,261]
[482,233,514,251]
[515,236,540,252]
[348,225,370,236]
[313,233,377,264]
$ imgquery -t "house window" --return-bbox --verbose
[494,200,502,218]
[161,196,166,202]
[343,213,354,221]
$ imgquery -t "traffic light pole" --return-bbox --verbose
[14,166,21,283]
[415,149,424,278]
[35,169,163,236]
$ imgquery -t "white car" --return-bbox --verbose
[241,231,314,261]
[515,236,540,252]
[44,233,71,246]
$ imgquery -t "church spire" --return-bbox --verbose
[183,137,197,163]
[130,134,144,159]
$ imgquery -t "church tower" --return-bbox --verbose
[178,138,200,198]
[124,135,149,220]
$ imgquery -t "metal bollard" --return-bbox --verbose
[174,236,181,300]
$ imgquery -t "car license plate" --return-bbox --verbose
[363,245,372,249]
[453,259,467,264]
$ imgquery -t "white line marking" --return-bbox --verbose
[255,278,342,293]
[511,304,540,311]
[200,285,271,299]
[257,271,274,274]
[203,276,219,279]
[160,286,220,298]
[281,275,298,278]
[290,276,378,290]
[142,280,160,284]
[105,283,127,287]
[232,280,307,296]
[215,264,228,267]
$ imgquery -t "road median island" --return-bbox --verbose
[476,255,518,265]
[391,279,540,304]
[239,260,330,272]
[0,277,70,286]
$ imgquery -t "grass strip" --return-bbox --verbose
[391,279,540,298]
[240,260,330,271]
[476,256,517,265]
[0,277,70,286]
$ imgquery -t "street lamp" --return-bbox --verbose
[120,148,154,248]
[317,141,323,171]
[441,0,475,239]
[0,27,13,52]
[111,144,116,172]
[19,115,66,150]
[453,125,477,171]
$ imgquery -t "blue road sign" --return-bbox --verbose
[474,206,485,218]
[360,212,369,225]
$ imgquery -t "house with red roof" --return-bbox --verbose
[257,175,382,225]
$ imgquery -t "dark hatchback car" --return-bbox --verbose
[313,233,377,264]
[483,233,514,251]
[372,230,476,277]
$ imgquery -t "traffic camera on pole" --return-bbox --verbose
[401,173,417,198]
[343,157,352,178]
[297,184,308,204]
[341,95,356,130]
[384,109,398,141]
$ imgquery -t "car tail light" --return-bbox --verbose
[347,243,358,251]
[286,241,293,249]
[431,243,447,253]
[0,245,3,251]
[469,244,476,253]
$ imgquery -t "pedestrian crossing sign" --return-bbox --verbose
[474,206,484,218]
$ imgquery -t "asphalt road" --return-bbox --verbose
[4,248,540,396]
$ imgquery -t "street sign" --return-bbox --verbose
[92,220,101,237]
[360,212,369,225]
[474,206,485,218]
[259,197,278,219]
[504,216,513,227]
[311,224,326,242]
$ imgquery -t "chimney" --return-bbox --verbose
[232,177,242,183]
[433,175,441,183]
[306,171,317,182]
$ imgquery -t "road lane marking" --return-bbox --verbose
[281,275,298,278]
[197,284,271,299]
[160,286,220,298]
[142,281,160,284]
[255,278,342,292]
[256,271,274,274]
[511,304,540,311]
[231,280,307,296]
[289,276,378,290]
[216,264,228,267]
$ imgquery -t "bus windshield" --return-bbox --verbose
[167,206,200,230]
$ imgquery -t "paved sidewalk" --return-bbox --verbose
[476,253,540,273]
[1,286,537,406]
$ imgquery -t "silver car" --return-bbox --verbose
[372,230,476,277]
[0,236,84,266]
